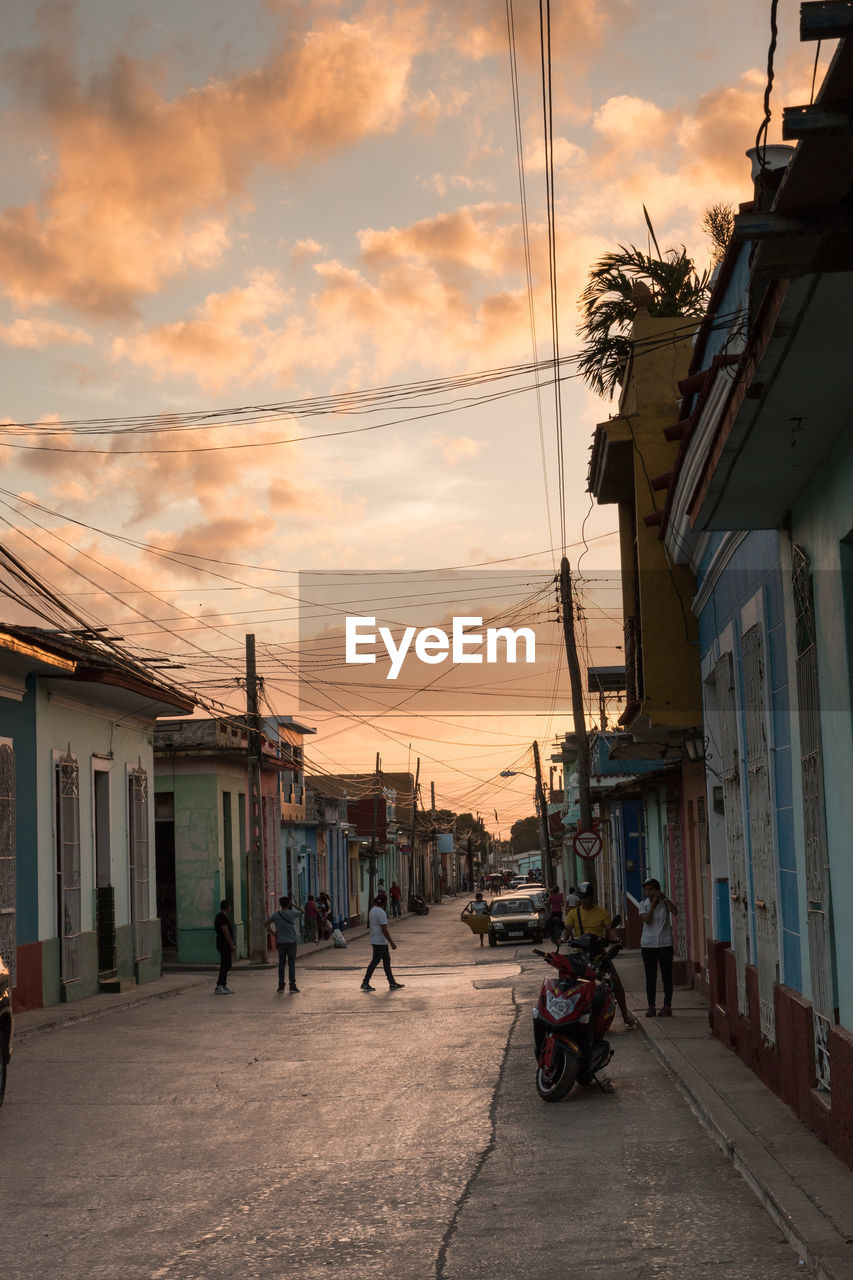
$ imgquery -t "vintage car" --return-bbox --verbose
[487,894,547,947]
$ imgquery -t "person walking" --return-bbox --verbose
[638,877,678,1017]
[303,894,319,943]
[214,899,236,994]
[265,895,304,993]
[361,895,405,991]
[389,880,402,918]
[462,891,491,946]
[561,882,638,1028]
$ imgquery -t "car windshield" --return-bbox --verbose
[491,898,535,916]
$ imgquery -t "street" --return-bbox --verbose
[5,904,811,1280]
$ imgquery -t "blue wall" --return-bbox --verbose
[697,530,801,992]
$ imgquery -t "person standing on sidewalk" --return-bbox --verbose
[638,878,677,1017]
[361,895,404,991]
[265,895,304,993]
[214,899,236,994]
[389,881,402,917]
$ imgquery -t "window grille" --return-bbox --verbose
[128,766,151,960]
[714,652,750,1016]
[56,751,82,983]
[741,623,779,1046]
[793,545,834,1093]
[0,741,15,985]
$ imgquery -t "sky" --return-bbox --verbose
[0,0,830,831]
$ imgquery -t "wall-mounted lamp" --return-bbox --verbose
[683,734,706,763]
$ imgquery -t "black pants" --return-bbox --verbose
[216,945,232,988]
[642,945,674,1008]
[364,944,395,986]
[277,942,297,988]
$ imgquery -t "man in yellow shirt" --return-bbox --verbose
[561,882,637,1028]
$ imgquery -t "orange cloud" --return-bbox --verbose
[0,6,424,316]
[0,316,93,349]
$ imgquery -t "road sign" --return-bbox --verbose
[573,829,603,860]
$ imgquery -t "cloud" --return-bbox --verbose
[289,238,327,269]
[432,435,487,466]
[0,316,93,349]
[435,1,617,69]
[112,269,289,388]
[0,5,424,315]
[419,173,495,196]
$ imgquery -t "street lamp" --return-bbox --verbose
[500,769,534,779]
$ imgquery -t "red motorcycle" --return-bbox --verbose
[531,934,622,1101]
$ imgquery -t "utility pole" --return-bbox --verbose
[246,634,267,965]
[532,740,551,884]
[410,757,420,904]
[369,751,380,906]
[430,780,441,903]
[559,557,595,889]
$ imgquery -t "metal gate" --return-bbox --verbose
[128,766,151,961]
[56,750,82,983]
[793,546,834,1092]
[714,652,750,1016]
[0,740,15,984]
[741,623,779,1046]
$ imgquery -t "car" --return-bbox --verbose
[487,895,547,947]
[509,875,545,892]
[0,952,12,1106]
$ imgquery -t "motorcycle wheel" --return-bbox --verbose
[535,1044,580,1102]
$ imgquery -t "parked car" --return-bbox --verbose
[0,952,12,1106]
[487,895,546,947]
[510,875,545,892]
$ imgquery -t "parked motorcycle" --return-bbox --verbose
[531,935,622,1101]
[408,894,430,915]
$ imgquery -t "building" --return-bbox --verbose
[587,299,708,979]
[154,717,282,962]
[656,36,853,1166]
[0,625,193,1009]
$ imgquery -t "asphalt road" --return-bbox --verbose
[4,903,812,1279]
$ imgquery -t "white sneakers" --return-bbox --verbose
[214,984,236,994]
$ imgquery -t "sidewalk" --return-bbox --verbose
[619,951,853,1280]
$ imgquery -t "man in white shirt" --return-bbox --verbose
[361,896,405,992]
[638,877,677,1017]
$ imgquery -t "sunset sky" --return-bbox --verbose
[0,1,828,828]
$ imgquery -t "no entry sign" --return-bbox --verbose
[573,829,602,860]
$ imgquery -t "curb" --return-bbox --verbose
[629,998,853,1280]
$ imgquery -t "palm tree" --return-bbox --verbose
[576,243,711,398]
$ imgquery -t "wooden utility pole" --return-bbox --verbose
[532,740,551,885]
[410,757,420,902]
[245,634,267,964]
[430,780,441,903]
[369,751,380,906]
[559,558,593,830]
[559,558,595,893]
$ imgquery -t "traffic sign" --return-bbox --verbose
[573,829,603,860]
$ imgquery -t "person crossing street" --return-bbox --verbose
[361,895,405,992]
